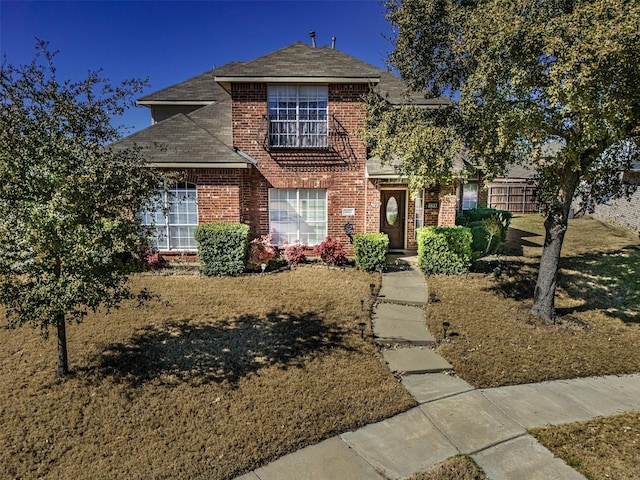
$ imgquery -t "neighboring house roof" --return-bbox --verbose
[111,98,251,168]
[493,164,537,180]
[376,70,450,107]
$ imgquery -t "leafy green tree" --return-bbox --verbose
[0,41,165,376]
[368,0,640,321]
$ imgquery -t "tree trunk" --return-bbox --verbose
[56,313,69,377]
[531,210,568,322]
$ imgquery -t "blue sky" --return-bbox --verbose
[1,0,395,134]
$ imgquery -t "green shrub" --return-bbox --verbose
[417,226,472,275]
[353,233,389,272]
[469,217,504,255]
[194,222,249,276]
[457,208,512,255]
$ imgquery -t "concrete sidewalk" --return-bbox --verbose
[236,254,640,480]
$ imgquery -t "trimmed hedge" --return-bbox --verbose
[417,226,472,275]
[194,222,249,276]
[353,233,389,272]
[457,208,512,255]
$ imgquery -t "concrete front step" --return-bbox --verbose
[382,347,453,374]
[372,303,434,346]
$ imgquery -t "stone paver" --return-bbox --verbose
[481,383,594,428]
[341,408,458,480]
[472,435,587,480]
[252,437,383,480]
[373,303,433,345]
[378,268,427,306]
[402,373,474,404]
[383,347,452,374]
[420,391,526,453]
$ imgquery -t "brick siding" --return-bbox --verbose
[230,82,369,252]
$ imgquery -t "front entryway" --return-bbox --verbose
[381,190,406,250]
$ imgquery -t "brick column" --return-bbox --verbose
[438,194,457,226]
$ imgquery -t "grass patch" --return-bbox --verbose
[0,267,415,480]
[407,455,488,480]
[426,215,640,387]
[531,411,640,480]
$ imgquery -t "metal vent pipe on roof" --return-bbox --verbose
[310,31,316,48]
[332,36,336,49]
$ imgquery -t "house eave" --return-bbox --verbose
[366,172,406,180]
[148,162,250,169]
[136,101,215,107]
[215,76,380,84]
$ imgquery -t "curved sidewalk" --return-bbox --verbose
[237,255,640,480]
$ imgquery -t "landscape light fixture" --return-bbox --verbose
[358,322,366,339]
[261,263,267,274]
[430,292,438,303]
[442,321,450,338]
[360,299,365,311]
[369,283,376,296]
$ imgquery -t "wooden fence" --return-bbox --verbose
[488,183,540,213]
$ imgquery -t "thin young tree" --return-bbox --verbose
[0,41,165,376]
[366,0,639,321]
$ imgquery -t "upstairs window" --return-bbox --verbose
[268,85,328,148]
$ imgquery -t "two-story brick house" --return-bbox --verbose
[114,41,457,256]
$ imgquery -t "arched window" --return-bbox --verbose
[140,182,198,250]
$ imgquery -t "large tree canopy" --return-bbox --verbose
[368,0,640,320]
[0,42,165,376]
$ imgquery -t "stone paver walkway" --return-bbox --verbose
[236,254,640,480]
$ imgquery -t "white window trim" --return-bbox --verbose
[141,182,199,251]
[267,85,329,148]
[462,183,479,211]
[414,189,425,242]
[268,188,327,246]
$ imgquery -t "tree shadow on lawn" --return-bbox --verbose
[486,247,639,324]
[82,311,353,387]
[501,227,544,256]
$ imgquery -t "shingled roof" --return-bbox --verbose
[214,42,382,81]
[138,42,448,107]
[137,63,241,104]
[111,98,250,167]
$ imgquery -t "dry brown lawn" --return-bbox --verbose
[531,411,640,480]
[426,215,640,388]
[0,267,415,480]
[408,456,489,480]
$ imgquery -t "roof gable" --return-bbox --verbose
[111,100,248,167]
[215,42,382,80]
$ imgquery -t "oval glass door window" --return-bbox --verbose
[386,196,398,225]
